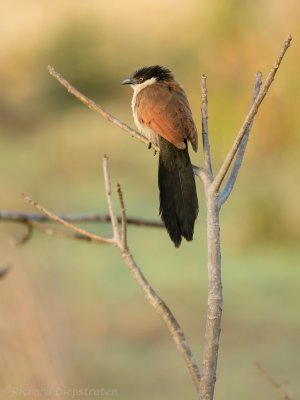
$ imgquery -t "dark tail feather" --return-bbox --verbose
[158,137,198,247]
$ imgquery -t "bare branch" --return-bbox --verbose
[47,66,206,177]
[0,210,164,228]
[201,74,213,179]
[193,165,209,187]
[121,250,202,393]
[200,196,222,400]
[102,156,121,242]
[255,362,294,400]
[211,34,292,194]
[22,194,114,245]
[48,65,158,152]
[218,71,263,207]
[102,161,201,390]
[116,183,127,251]
[20,158,201,395]
[29,221,99,243]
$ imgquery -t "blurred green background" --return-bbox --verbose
[0,1,299,399]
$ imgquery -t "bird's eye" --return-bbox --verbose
[139,76,144,82]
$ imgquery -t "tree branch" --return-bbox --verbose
[48,65,159,152]
[47,65,206,176]
[211,34,292,194]
[200,193,222,400]
[218,71,263,207]
[27,221,102,243]
[116,183,128,252]
[198,35,291,400]
[22,194,114,245]
[0,211,163,228]
[21,156,202,395]
[102,155,121,243]
[0,210,163,227]
[201,74,213,180]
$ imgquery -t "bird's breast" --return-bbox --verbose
[131,92,159,148]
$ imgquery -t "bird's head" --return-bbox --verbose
[122,65,173,87]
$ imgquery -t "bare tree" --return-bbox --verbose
[0,35,292,399]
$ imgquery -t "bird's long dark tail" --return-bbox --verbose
[158,136,198,247]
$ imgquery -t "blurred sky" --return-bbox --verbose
[0,1,299,399]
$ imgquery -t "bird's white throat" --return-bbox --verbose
[131,77,158,146]
[131,76,157,114]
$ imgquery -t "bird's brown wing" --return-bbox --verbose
[136,81,198,151]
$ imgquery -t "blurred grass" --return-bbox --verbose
[0,0,300,399]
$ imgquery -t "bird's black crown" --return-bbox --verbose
[132,65,174,83]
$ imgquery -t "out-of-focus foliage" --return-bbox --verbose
[0,1,299,399]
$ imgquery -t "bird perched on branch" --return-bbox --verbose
[122,65,198,247]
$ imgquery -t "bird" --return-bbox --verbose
[122,65,198,247]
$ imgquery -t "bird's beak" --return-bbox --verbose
[121,78,133,85]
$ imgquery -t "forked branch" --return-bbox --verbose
[197,35,291,400]
[0,211,163,245]
[22,157,202,395]
[211,34,292,194]
[218,71,263,206]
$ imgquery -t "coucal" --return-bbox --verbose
[122,65,198,247]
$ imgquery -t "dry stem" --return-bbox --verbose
[218,71,263,206]
[211,34,292,194]
[22,194,114,245]
[48,65,159,152]
[21,157,202,394]
[201,74,213,180]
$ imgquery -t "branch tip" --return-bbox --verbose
[116,183,127,250]
[48,65,54,74]
[212,33,291,195]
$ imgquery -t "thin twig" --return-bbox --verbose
[121,250,202,393]
[255,362,294,400]
[201,74,213,179]
[102,156,120,242]
[48,65,159,152]
[0,210,164,228]
[20,156,202,394]
[22,194,114,245]
[47,65,205,175]
[30,221,98,243]
[199,37,292,400]
[211,34,292,194]
[116,184,127,251]
[102,157,201,392]
[218,71,263,207]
